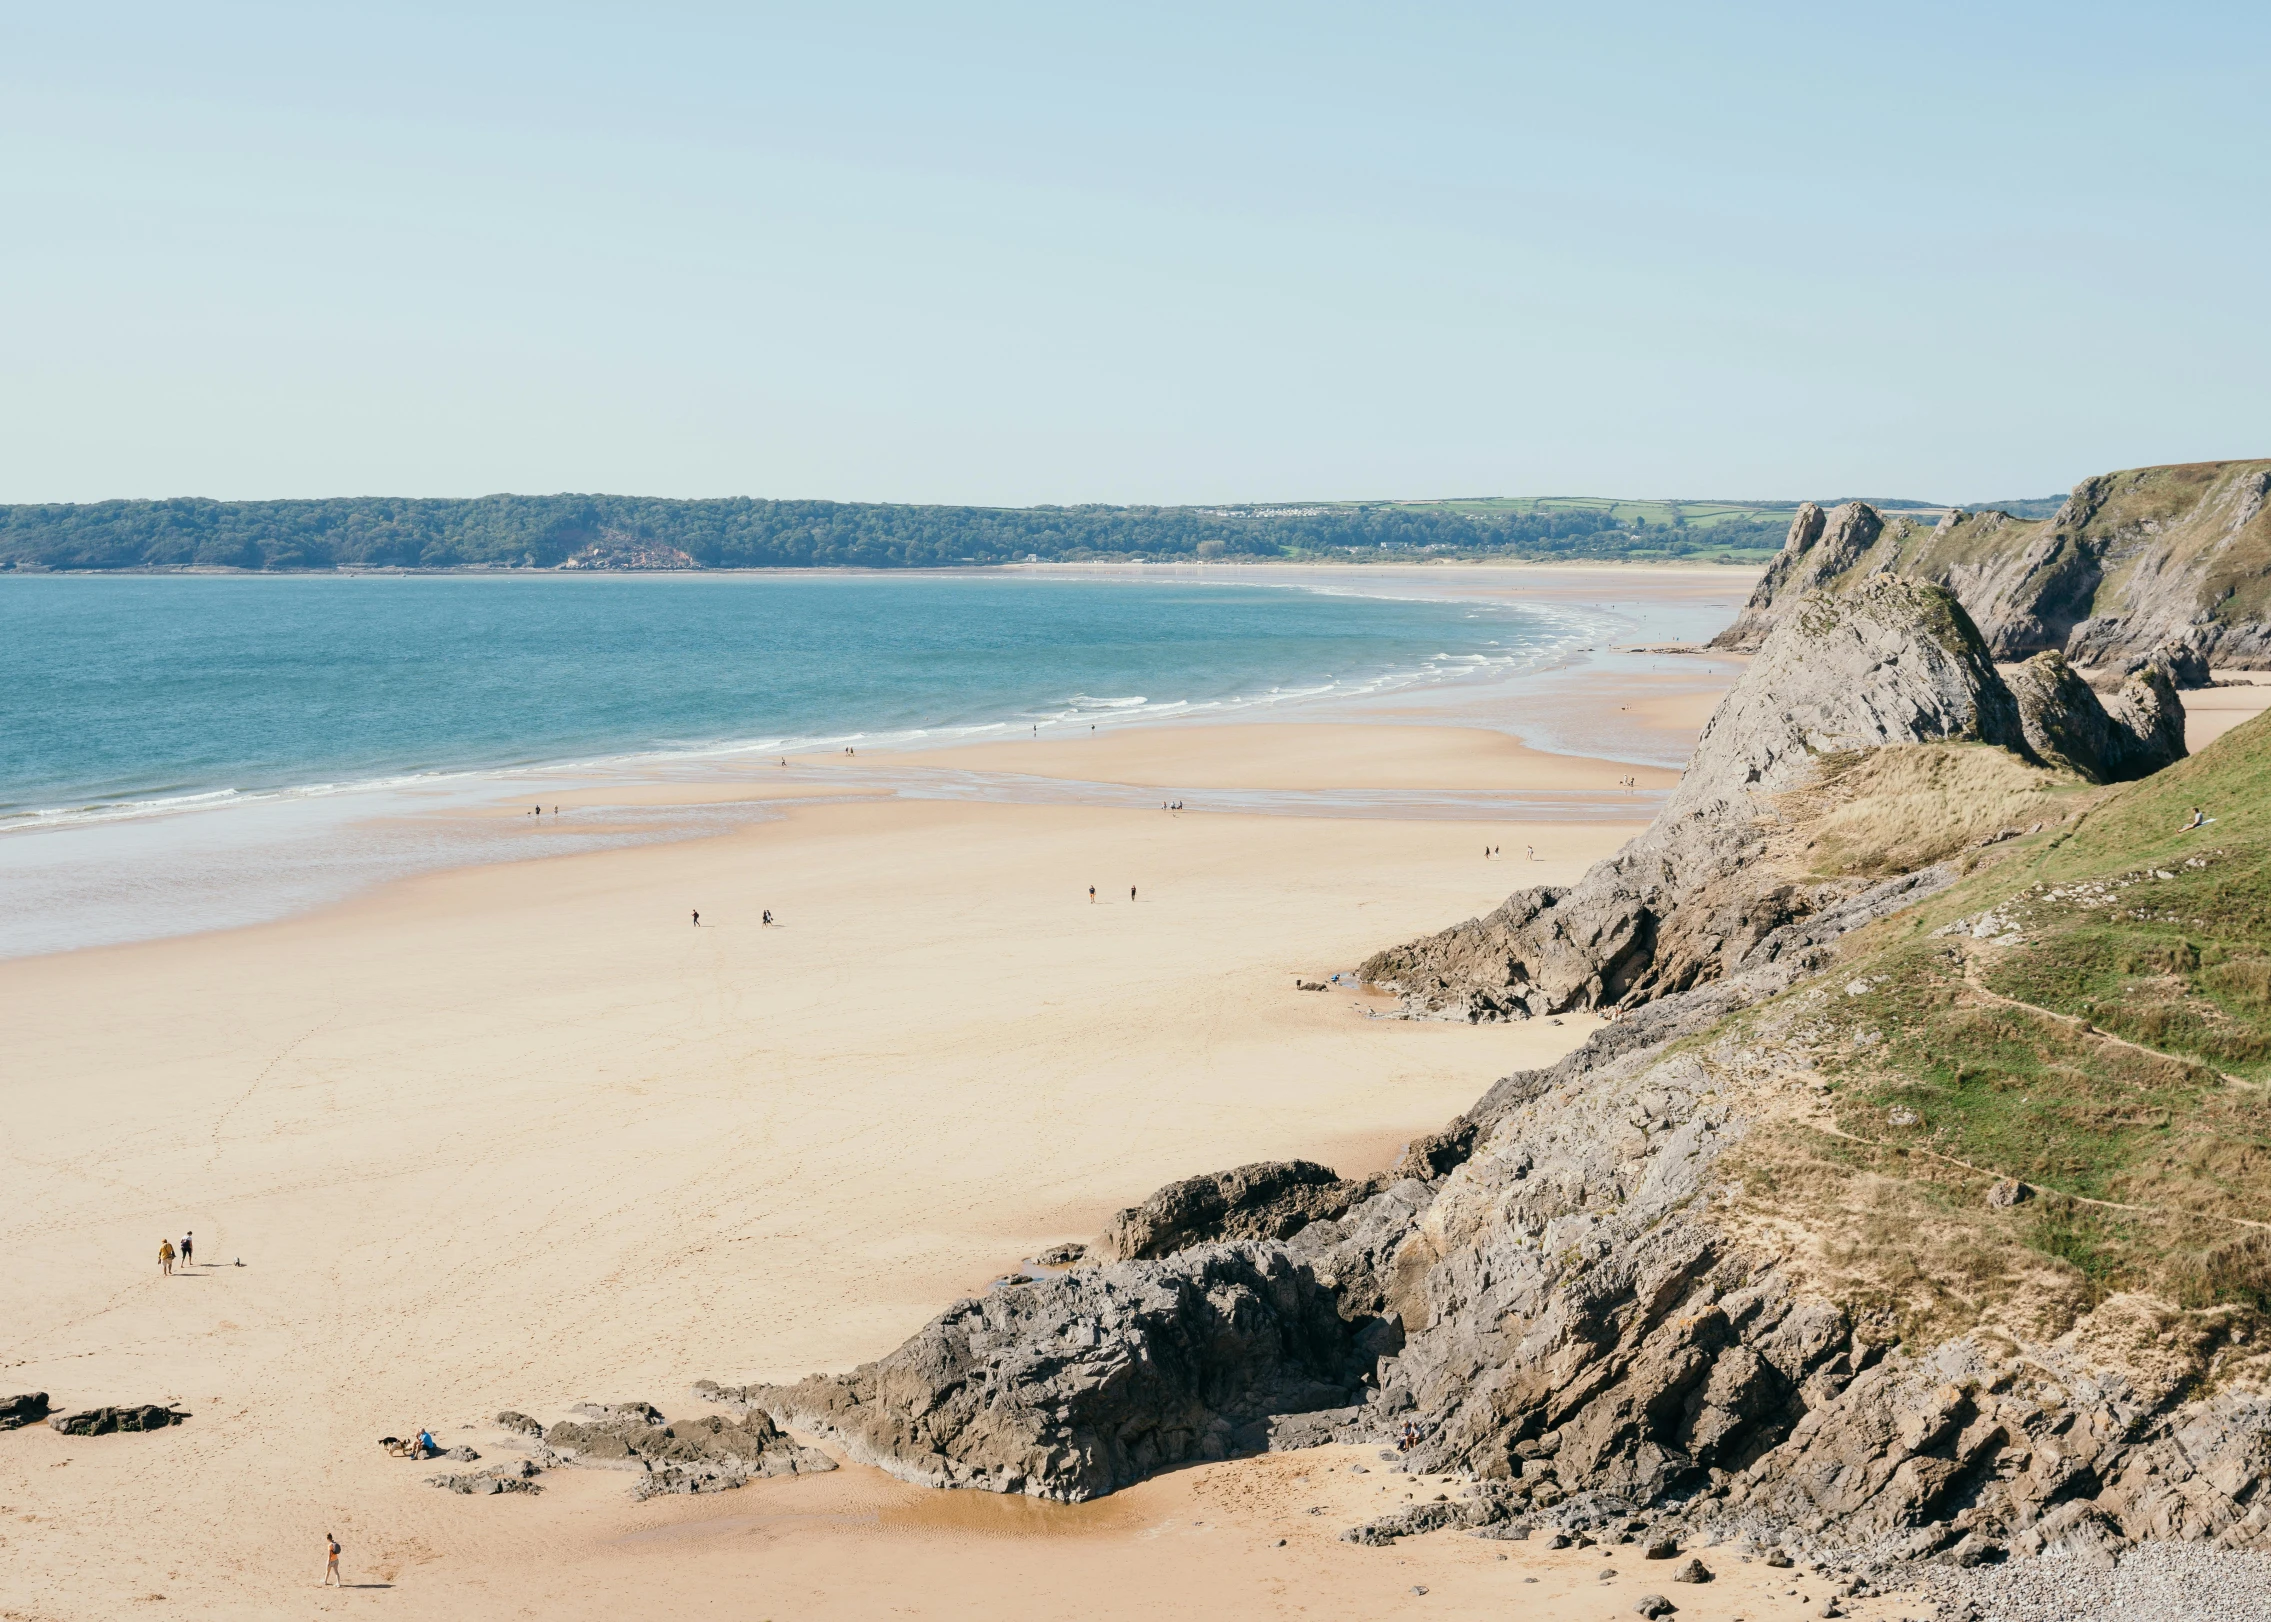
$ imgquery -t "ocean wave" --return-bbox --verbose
[2,598,1619,838]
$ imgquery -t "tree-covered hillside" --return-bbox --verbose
[0,493,1787,571]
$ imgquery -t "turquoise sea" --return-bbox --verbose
[2,572,1598,827]
[0,570,1728,957]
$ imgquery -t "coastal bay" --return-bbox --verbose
[3,714,1692,1620]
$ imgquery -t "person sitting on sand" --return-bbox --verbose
[417,1428,438,1457]
[159,1238,174,1276]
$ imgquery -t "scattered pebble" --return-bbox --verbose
[1927,1543,2271,1621]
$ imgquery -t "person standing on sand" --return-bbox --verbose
[181,1231,193,1269]
[159,1238,174,1276]
[323,1532,341,1586]
[1088,886,1095,903]
[1130,886,1137,902]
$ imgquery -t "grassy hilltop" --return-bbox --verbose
[1727,706,2271,1348]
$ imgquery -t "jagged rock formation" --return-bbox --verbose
[46,1403,186,1435]
[705,1244,1369,1501]
[693,574,2267,1578]
[531,1400,833,1499]
[427,1459,544,1495]
[1711,459,2271,672]
[2004,651,2186,783]
[0,1393,49,1430]
[1098,1140,1479,1261]
[1100,1161,1363,1260]
[1357,577,2127,1022]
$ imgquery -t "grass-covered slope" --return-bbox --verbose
[1727,708,2271,1347]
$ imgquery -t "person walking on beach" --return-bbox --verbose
[1130,886,1137,902]
[762,910,772,927]
[1088,886,1095,904]
[691,909,700,927]
[323,1532,341,1586]
[159,1238,174,1276]
[180,1231,193,1269]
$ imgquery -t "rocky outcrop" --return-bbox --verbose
[1359,578,2038,1022]
[692,568,2260,1571]
[533,1403,831,1499]
[1298,986,2271,1569]
[1712,460,2271,672]
[0,1393,50,1430]
[1100,1161,1367,1260]
[1098,1140,1480,1262]
[2004,650,2187,782]
[427,1459,544,1495]
[706,1243,1369,1501]
[47,1404,186,1435]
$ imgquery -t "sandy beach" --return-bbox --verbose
[0,717,1658,1620]
[0,700,1947,1622]
[7,630,2253,1620]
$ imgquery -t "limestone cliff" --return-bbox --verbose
[1357,578,2180,1023]
[700,578,2271,1582]
[1711,459,2271,673]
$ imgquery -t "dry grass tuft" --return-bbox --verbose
[1779,743,2093,877]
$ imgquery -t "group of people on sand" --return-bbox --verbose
[1483,845,1539,861]
[157,1230,193,1275]
[1158,800,1184,811]
[1087,886,1141,903]
[691,909,777,927]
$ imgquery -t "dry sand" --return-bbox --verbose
[3,713,1932,1620]
[2188,672,2271,751]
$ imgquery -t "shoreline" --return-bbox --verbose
[1,563,1750,961]
[2,771,1664,1619]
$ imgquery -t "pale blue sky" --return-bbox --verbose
[4,2,2264,505]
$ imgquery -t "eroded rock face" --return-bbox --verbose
[1712,461,2271,672]
[708,1243,1368,1501]
[1360,578,2031,1022]
[46,1404,185,1436]
[537,1405,831,1499]
[700,572,2252,1552]
[1317,999,2271,1563]
[0,1393,50,1431]
[1101,1161,1364,1261]
[2004,650,2186,782]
